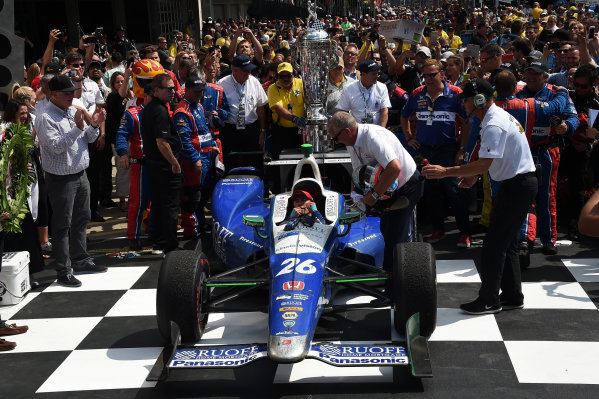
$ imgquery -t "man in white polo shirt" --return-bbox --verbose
[423,79,538,315]
[337,59,391,127]
[327,111,423,272]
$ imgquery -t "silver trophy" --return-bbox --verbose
[292,1,339,152]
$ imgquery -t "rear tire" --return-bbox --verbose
[392,242,437,337]
[156,250,209,343]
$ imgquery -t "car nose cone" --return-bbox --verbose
[268,334,309,363]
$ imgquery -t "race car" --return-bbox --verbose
[149,145,437,382]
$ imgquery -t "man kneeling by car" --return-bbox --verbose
[327,111,424,271]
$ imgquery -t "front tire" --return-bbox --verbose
[156,250,209,343]
[392,242,437,337]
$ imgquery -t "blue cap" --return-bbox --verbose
[358,59,382,73]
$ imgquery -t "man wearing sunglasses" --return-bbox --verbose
[401,58,471,248]
[141,73,183,254]
[337,59,390,127]
[516,60,579,255]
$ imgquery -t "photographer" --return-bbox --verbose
[112,26,135,62]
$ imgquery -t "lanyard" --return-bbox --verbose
[360,84,373,112]
[233,81,246,102]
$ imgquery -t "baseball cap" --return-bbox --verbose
[88,59,103,70]
[440,51,454,62]
[44,62,62,74]
[232,54,257,71]
[49,75,79,93]
[459,78,494,99]
[525,60,548,73]
[185,76,206,91]
[358,59,382,73]
[204,35,214,41]
[291,190,313,201]
[416,46,432,58]
[329,57,344,70]
[500,59,521,75]
[277,62,293,74]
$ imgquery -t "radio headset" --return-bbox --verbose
[472,79,487,109]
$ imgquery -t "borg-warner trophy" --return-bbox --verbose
[292,7,339,152]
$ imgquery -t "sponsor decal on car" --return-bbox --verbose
[275,330,299,335]
[279,306,302,312]
[275,295,292,301]
[280,301,302,306]
[170,345,267,368]
[221,178,253,185]
[282,339,292,345]
[283,320,295,328]
[347,233,377,247]
[283,281,305,290]
[213,221,234,262]
[239,236,263,249]
[282,312,298,319]
[293,293,309,300]
[309,344,409,365]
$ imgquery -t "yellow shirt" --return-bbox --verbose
[268,78,305,128]
[449,35,462,49]
[530,7,543,19]
[359,42,376,57]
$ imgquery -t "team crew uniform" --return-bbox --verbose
[174,97,217,236]
[348,124,423,270]
[475,104,538,308]
[267,77,306,159]
[115,104,154,243]
[337,80,391,125]
[516,83,578,246]
[401,81,470,238]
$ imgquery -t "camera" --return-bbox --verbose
[369,29,379,42]
[67,69,78,78]
[95,27,104,38]
[548,42,561,50]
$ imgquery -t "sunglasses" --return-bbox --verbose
[556,49,569,54]
[331,128,345,144]
[70,63,85,68]
[373,57,381,61]
[422,71,440,79]
[344,52,358,56]
[479,57,491,63]
[574,82,590,89]
[278,74,293,79]
[160,86,176,91]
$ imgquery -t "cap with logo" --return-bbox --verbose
[358,59,382,73]
[185,76,206,91]
[277,62,294,74]
[416,46,432,58]
[49,75,80,93]
[232,54,257,71]
[525,60,548,73]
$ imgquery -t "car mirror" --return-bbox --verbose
[339,212,363,225]
[243,215,265,228]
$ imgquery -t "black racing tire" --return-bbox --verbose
[156,250,210,343]
[392,242,437,337]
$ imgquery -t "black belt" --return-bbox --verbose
[505,171,536,182]
[46,170,84,178]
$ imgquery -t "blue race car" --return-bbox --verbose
[150,146,437,381]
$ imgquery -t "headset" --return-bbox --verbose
[472,79,487,109]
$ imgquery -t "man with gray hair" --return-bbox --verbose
[327,111,423,271]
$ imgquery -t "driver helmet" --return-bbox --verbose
[131,59,164,98]
[352,165,399,199]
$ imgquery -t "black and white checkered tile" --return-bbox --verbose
[2,246,599,396]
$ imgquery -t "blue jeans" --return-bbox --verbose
[419,144,470,234]
[45,171,92,275]
[381,170,424,271]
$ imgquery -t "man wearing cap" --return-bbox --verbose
[423,78,538,315]
[113,26,135,62]
[337,60,391,127]
[36,75,108,287]
[447,27,462,49]
[174,74,219,236]
[327,57,355,116]
[116,84,154,251]
[516,60,579,255]
[395,46,432,95]
[218,54,268,169]
[141,73,183,254]
[327,111,422,271]
[267,62,306,160]
[156,36,174,69]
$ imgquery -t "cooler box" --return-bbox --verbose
[0,251,31,305]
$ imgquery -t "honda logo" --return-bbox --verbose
[283,281,304,290]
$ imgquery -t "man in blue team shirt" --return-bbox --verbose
[516,61,579,255]
[400,58,471,248]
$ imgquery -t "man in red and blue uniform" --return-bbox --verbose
[515,61,578,255]
[174,76,220,237]
[400,59,471,247]
[116,85,155,250]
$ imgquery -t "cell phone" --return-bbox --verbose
[410,43,418,53]
[430,31,438,42]
[589,26,595,39]
[67,69,77,77]
[83,35,97,44]
[462,73,470,81]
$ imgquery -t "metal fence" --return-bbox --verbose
[253,0,374,18]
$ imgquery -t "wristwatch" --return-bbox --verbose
[370,190,381,201]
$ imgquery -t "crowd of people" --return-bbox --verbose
[3,0,599,349]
